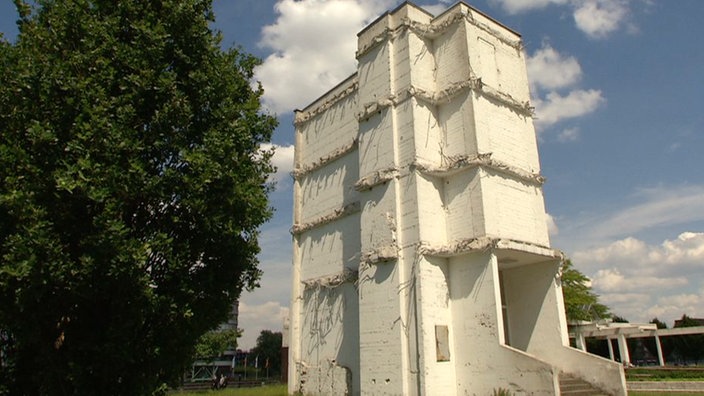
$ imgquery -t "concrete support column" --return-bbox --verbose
[607,338,615,361]
[574,332,587,352]
[617,334,630,366]
[654,334,665,366]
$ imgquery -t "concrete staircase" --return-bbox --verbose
[559,373,607,396]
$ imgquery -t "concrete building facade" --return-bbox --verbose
[289,2,626,395]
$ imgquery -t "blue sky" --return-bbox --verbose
[2,0,704,350]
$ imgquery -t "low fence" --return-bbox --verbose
[178,379,281,392]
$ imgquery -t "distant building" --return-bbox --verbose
[219,299,239,332]
[289,2,627,395]
[188,299,239,382]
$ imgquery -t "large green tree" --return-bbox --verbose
[561,259,611,322]
[249,330,283,378]
[0,0,276,394]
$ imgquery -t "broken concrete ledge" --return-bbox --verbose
[356,95,396,122]
[302,268,358,289]
[291,201,361,235]
[404,9,522,50]
[355,78,532,123]
[411,78,533,116]
[360,244,399,266]
[292,138,358,179]
[356,26,394,59]
[415,152,545,185]
[419,237,561,259]
[354,167,399,191]
[356,7,521,60]
[294,79,358,126]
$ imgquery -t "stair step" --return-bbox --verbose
[559,373,607,396]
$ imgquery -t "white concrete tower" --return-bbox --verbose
[289,2,627,395]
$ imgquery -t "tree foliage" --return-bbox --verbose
[0,0,276,394]
[561,259,610,322]
[249,330,283,376]
[194,328,240,361]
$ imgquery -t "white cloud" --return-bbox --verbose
[256,0,395,114]
[546,213,559,236]
[262,143,295,189]
[574,232,704,271]
[533,89,605,129]
[491,0,630,39]
[237,211,298,350]
[548,188,704,325]
[491,0,568,14]
[417,0,454,15]
[527,44,582,91]
[578,237,648,265]
[238,300,289,350]
[591,268,688,293]
[526,44,604,133]
[643,291,704,327]
[647,292,704,324]
[573,0,628,39]
[557,127,580,142]
[570,232,704,325]
[586,186,704,240]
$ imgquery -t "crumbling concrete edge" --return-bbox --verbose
[415,152,545,185]
[356,6,522,60]
[356,95,397,122]
[294,78,359,126]
[302,267,359,289]
[355,167,399,191]
[404,8,523,51]
[291,201,361,235]
[474,80,534,116]
[293,138,359,179]
[419,236,562,259]
[357,79,532,122]
[360,244,399,266]
[414,78,532,116]
[356,26,396,59]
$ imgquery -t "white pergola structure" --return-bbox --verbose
[571,322,704,367]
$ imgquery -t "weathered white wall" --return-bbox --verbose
[437,92,478,160]
[290,3,626,395]
[443,168,486,241]
[290,73,362,394]
[298,283,359,395]
[481,171,550,245]
[297,214,360,280]
[296,85,358,169]
[298,153,359,222]
[503,260,628,395]
[449,252,557,395]
[357,257,405,395]
[415,255,456,395]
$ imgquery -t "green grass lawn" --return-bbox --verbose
[627,367,704,382]
[171,385,704,396]
[171,384,287,396]
[630,393,704,396]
